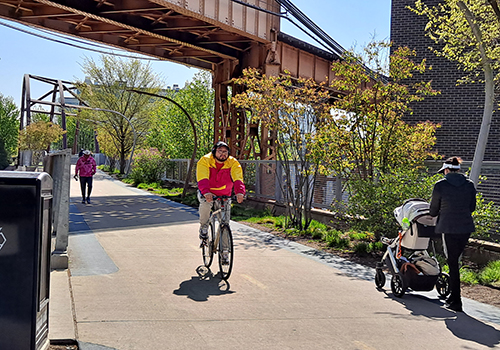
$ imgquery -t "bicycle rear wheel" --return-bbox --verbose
[218,224,233,280]
[202,223,214,267]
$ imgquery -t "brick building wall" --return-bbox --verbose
[391,0,500,161]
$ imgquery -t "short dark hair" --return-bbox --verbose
[211,141,230,157]
[444,156,462,172]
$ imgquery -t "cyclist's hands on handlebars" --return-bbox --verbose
[204,193,244,203]
[236,193,244,203]
[204,193,214,203]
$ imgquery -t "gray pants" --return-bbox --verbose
[198,191,231,229]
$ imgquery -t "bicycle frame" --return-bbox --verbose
[201,195,234,279]
[209,197,230,252]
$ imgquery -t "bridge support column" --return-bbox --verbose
[213,50,279,160]
[214,60,247,158]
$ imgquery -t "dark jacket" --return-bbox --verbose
[429,172,476,234]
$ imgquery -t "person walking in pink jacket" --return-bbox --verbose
[75,150,97,204]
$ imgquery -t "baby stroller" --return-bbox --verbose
[375,198,451,298]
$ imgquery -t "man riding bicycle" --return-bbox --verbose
[196,141,245,242]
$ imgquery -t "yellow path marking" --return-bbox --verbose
[241,274,267,289]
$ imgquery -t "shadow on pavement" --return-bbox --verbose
[70,195,198,232]
[173,266,235,302]
[382,291,500,347]
[233,233,282,252]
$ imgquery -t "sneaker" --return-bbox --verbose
[221,251,230,265]
[445,301,463,312]
[81,199,86,204]
[446,295,457,304]
[199,227,208,240]
[86,198,91,204]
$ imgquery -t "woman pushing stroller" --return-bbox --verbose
[430,156,476,312]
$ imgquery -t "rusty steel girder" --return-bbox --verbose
[1,0,344,160]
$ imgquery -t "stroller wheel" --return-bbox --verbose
[391,274,406,298]
[436,272,451,298]
[375,269,386,289]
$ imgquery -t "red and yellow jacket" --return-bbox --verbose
[196,153,245,196]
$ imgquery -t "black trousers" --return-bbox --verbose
[443,233,471,303]
[79,176,93,199]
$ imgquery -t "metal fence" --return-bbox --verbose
[163,159,500,209]
[163,159,345,209]
[425,160,500,203]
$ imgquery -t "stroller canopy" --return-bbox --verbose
[394,198,436,228]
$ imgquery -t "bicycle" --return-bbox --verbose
[201,196,234,280]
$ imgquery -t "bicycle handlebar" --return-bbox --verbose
[212,195,232,199]
[211,195,246,201]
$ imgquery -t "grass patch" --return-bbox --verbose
[98,165,120,174]
[231,204,271,221]
[478,260,500,287]
[137,182,162,190]
[324,229,350,249]
[241,213,383,255]
[245,215,286,228]
[442,260,500,287]
[460,267,480,285]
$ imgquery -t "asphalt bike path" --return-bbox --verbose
[49,168,500,350]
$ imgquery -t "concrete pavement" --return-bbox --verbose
[49,169,500,350]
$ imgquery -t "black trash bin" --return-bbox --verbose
[0,171,53,350]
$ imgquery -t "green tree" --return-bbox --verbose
[233,68,332,230]
[18,121,66,151]
[0,139,10,169]
[411,0,500,185]
[146,71,214,158]
[77,55,164,173]
[0,94,19,159]
[313,42,440,184]
[95,125,120,171]
[18,121,66,165]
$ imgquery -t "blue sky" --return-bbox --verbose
[0,0,391,106]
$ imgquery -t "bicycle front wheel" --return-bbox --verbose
[218,224,233,280]
[202,223,215,267]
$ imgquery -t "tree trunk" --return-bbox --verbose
[469,65,494,186]
[458,1,495,186]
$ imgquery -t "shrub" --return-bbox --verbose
[305,220,328,239]
[310,229,323,240]
[345,167,440,239]
[129,148,169,185]
[472,192,500,239]
[460,267,479,285]
[478,260,500,286]
[324,229,350,249]
[371,241,384,252]
[346,167,500,240]
[353,242,370,254]
[348,230,375,242]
